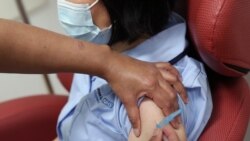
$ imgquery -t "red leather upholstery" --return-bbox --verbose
[0,95,67,141]
[199,75,250,141]
[188,0,250,77]
[187,0,250,140]
[57,73,73,91]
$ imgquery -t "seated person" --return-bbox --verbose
[56,0,213,140]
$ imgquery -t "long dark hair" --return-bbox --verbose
[102,0,174,45]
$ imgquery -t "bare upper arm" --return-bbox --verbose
[128,98,187,141]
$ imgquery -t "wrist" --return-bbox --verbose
[59,39,113,76]
[96,46,122,81]
[94,44,113,77]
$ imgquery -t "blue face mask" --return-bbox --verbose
[57,0,111,44]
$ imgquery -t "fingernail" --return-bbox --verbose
[153,128,160,136]
[133,128,140,137]
[163,135,168,141]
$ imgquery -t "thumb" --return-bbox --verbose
[149,128,162,141]
[124,100,141,137]
[163,127,180,141]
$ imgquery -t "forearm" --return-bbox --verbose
[0,18,111,76]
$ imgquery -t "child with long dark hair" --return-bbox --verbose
[56,0,212,140]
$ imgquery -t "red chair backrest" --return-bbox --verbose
[186,0,250,140]
[188,0,250,77]
[57,73,73,92]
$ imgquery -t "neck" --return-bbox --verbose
[111,36,148,53]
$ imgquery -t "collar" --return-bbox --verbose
[123,21,187,63]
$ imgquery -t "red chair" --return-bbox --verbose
[0,73,73,141]
[0,0,249,140]
[187,0,250,140]
[0,95,67,141]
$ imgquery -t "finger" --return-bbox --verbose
[163,101,180,129]
[163,127,180,141]
[149,128,163,141]
[163,135,168,141]
[159,69,179,83]
[153,87,177,116]
[152,84,180,129]
[153,76,178,110]
[124,99,141,137]
[155,62,181,80]
[158,77,178,111]
[170,115,181,129]
[172,81,188,104]
[159,69,188,104]
[159,73,177,99]
[157,78,181,129]
[169,99,181,129]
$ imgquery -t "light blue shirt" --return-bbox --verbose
[57,13,213,141]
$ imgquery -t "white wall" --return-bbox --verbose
[0,0,46,19]
[0,0,249,140]
[0,0,67,102]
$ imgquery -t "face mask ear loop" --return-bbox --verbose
[87,0,99,9]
